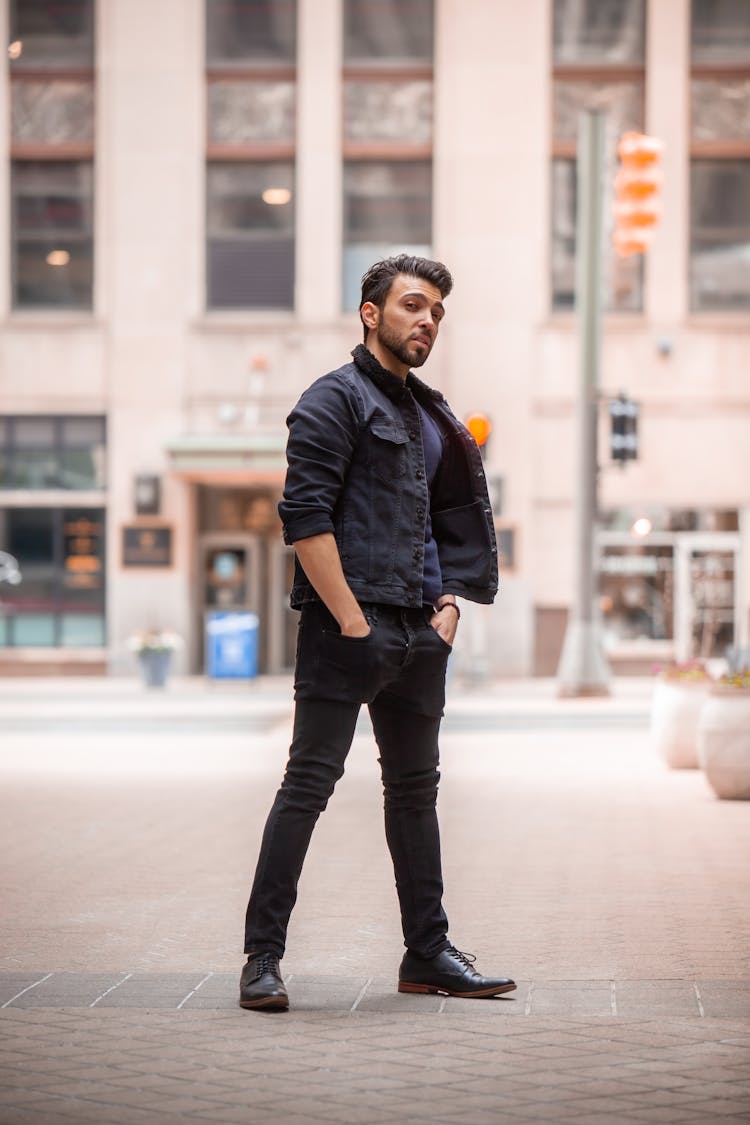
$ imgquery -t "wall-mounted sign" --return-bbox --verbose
[122,525,172,568]
[64,515,104,590]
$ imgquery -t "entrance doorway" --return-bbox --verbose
[674,533,740,662]
[195,485,296,674]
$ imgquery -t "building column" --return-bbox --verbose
[296,0,342,323]
[645,0,690,324]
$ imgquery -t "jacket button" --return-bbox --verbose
[416,508,425,517]
[416,470,425,479]
[409,431,417,440]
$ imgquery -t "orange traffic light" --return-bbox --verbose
[465,413,492,448]
[612,131,664,258]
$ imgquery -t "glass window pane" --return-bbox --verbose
[690,160,750,311]
[692,0,750,64]
[691,78,750,142]
[551,158,643,311]
[61,417,105,445]
[207,162,295,308]
[63,510,105,605]
[4,508,57,607]
[12,80,94,146]
[15,418,56,446]
[60,449,104,489]
[345,0,433,63]
[10,451,59,488]
[344,80,433,144]
[600,546,674,646]
[208,80,295,144]
[553,0,645,65]
[12,161,94,310]
[13,614,57,645]
[0,616,8,645]
[206,0,296,65]
[60,613,105,646]
[343,161,432,311]
[554,80,643,143]
[9,0,94,69]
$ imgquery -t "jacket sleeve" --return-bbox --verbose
[278,375,362,545]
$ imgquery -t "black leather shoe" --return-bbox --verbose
[239,953,288,1011]
[398,945,516,998]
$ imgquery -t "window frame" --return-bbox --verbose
[0,414,106,491]
[689,6,750,312]
[550,4,647,314]
[204,3,297,310]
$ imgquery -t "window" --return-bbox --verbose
[551,0,645,311]
[0,416,106,490]
[690,0,750,311]
[8,0,95,309]
[342,0,434,311]
[0,507,106,648]
[205,1,296,309]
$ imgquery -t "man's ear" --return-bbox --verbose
[360,301,379,333]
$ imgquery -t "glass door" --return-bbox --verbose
[198,534,263,666]
[674,534,740,662]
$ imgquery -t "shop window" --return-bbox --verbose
[0,507,105,648]
[9,0,95,311]
[205,1,296,310]
[0,416,106,491]
[551,0,645,312]
[690,2,750,311]
[600,544,675,646]
[342,0,434,312]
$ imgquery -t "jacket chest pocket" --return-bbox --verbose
[368,419,410,484]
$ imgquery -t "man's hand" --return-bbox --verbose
[340,614,371,638]
[430,602,459,647]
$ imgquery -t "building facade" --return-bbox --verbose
[0,0,748,677]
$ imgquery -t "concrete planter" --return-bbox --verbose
[697,686,750,800]
[651,679,709,769]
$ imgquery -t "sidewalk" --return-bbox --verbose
[1,676,749,1122]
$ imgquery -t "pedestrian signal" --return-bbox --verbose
[612,131,663,258]
[465,413,492,459]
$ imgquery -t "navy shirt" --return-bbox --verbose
[415,399,444,605]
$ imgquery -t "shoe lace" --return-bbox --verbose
[446,946,476,970]
[252,952,280,978]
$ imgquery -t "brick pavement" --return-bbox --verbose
[1,676,749,1122]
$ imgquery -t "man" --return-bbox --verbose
[240,254,515,1011]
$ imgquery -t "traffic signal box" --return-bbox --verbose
[610,394,639,464]
[612,131,664,258]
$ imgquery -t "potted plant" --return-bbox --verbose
[127,629,183,688]
[650,661,713,770]
[697,670,750,800]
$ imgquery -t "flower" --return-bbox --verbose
[716,670,750,689]
[127,629,183,654]
[653,660,713,683]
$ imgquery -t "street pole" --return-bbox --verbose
[557,109,611,697]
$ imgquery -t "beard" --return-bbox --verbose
[376,320,431,369]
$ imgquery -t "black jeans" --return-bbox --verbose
[244,601,453,960]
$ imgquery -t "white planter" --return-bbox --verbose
[697,687,750,800]
[650,680,709,769]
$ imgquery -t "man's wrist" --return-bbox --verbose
[435,599,460,620]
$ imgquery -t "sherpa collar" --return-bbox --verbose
[351,344,443,405]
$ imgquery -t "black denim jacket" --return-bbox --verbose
[280,344,498,609]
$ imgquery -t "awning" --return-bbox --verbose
[165,434,286,484]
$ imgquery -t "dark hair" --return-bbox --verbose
[359,254,453,341]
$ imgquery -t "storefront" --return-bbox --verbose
[598,508,742,672]
[0,416,107,673]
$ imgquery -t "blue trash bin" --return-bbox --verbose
[205,611,260,679]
